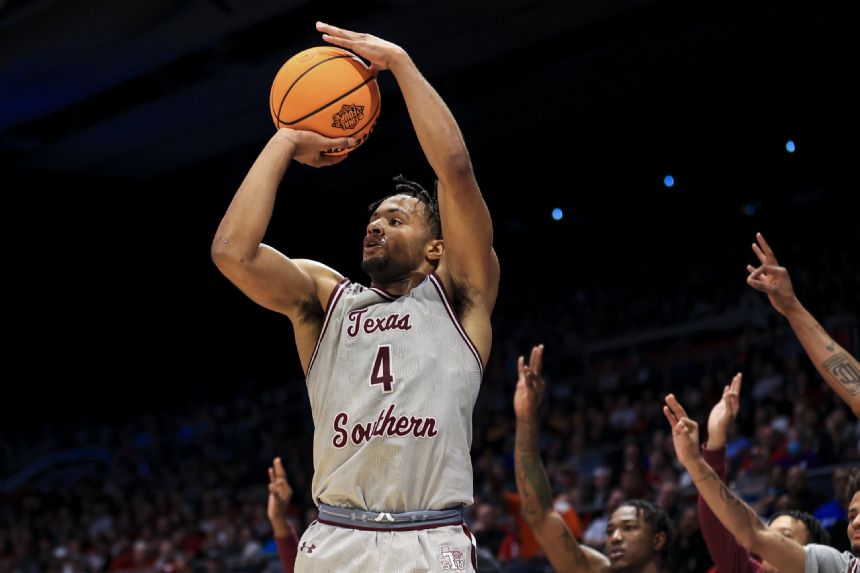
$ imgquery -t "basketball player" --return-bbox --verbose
[212,22,498,572]
[664,394,860,573]
[746,233,860,417]
[514,344,672,572]
[697,373,830,573]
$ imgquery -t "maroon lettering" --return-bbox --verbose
[330,405,440,446]
[346,309,369,337]
[332,412,348,448]
[346,309,413,337]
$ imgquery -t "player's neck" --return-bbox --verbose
[370,271,428,296]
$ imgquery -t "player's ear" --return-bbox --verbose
[653,531,667,552]
[426,239,444,262]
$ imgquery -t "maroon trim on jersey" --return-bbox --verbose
[317,516,464,532]
[462,524,478,571]
[428,273,484,375]
[368,286,399,301]
[306,278,349,379]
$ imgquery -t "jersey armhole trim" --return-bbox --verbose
[428,272,484,375]
[306,278,349,380]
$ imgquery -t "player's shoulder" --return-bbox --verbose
[292,259,344,283]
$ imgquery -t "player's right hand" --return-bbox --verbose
[705,373,742,450]
[278,128,354,167]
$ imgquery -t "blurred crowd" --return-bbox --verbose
[2,242,858,573]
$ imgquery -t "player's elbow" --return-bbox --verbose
[211,236,249,273]
[438,151,475,184]
[743,530,771,555]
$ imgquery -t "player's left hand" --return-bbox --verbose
[513,344,546,419]
[746,232,799,316]
[267,457,293,523]
[317,22,408,74]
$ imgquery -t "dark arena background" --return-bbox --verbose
[2,1,857,572]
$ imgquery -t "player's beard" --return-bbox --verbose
[361,255,390,278]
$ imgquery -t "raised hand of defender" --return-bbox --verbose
[514,344,546,419]
[664,394,702,468]
[267,457,293,525]
[706,373,742,450]
[317,21,408,74]
[746,232,798,315]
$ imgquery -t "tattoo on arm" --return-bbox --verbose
[700,468,766,533]
[823,352,860,396]
[514,418,554,521]
[521,454,554,511]
[561,526,588,566]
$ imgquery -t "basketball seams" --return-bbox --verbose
[272,54,355,125]
[277,74,378,127]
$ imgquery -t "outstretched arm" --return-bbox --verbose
[664,394,805,573]
[317,22,499,316]
[211,129,350,371]
[747,232,860,416]
[514,345,610,573]
[698,374,764,573]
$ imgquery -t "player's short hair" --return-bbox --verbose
[369,175,442,240]
[846,469,860,504]
[618,499,672,569]
[768,510,830,545]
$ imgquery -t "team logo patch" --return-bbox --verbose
[438,545,465,571]
[331,103,365,130]
[299,542,316,554]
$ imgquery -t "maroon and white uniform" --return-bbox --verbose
[295,273,483,572]
[307,273,482,512]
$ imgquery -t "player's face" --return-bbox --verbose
[848,491,860,555]
[361,195,434,281]
[606,506,662,571]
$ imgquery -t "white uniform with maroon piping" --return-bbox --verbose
[295,273,483,572]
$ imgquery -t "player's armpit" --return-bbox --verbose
[531,512,611,573]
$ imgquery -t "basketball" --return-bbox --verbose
[269,46,381,156]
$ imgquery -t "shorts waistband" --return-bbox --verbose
[317,503,464,531]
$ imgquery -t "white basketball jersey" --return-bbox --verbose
[306,273,483,513]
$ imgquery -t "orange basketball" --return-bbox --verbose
[270,46,381,156]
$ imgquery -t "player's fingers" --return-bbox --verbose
[517,355,525,379]
[314,153,349,167]
[756,233,779,263]
[321,33,357,51]
[665,394,689,419]
[274,457,286,478]
[316,21,360,39]
[752,242,768,264]
[533,344,544,375]
[663,405,678,427]
[746,264,757,274]
[731,372,743,394]
[268,467,274,484]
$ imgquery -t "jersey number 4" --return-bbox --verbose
[370,345,395,393]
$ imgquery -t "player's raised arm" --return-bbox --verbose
[211,129,351,370]
[317,22,499,320]
[663,394,805,573]
[746,232,860,417]
[514,345,611,573]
